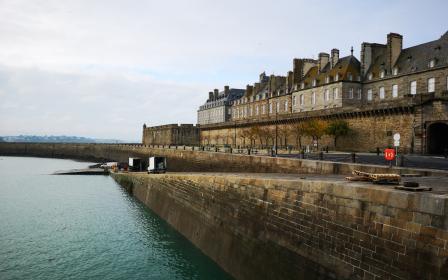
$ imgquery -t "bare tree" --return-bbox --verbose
[278,125,290,148]
[289,122,305,150]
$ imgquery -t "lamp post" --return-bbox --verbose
[275,106,278,156]
[233,120,237,148]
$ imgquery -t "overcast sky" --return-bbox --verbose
[0,0,446,141]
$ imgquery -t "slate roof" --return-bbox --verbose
[301,55,361,89]
[365,31,448,78]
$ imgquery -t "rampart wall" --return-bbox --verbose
[0,142,445,176]
[111,172,448,280]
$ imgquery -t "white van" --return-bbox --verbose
[148,157,167,173]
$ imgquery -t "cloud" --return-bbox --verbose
[0,0,446,140]
[0,65,207,141]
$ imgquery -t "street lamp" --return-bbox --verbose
[274,105,278,156]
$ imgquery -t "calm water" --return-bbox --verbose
[0,157,232,280]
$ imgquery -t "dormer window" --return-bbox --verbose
[393,67,398,75]
[325,76,330,83]
[429,59,436,68]
[335,73,339,81]
[312,80,317,87]
[348,73,353,81]
[368,73,373,80]
[380,70,385,78]
[300,82,305,89]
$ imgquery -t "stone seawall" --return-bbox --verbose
[111,172,448,280]
[0,142,446,176]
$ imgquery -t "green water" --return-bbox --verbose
[0,157,232,280]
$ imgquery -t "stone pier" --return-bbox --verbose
[111,172,448,280]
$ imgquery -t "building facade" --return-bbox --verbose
[197,86,244,125]
[197,31,448,154]
[142,124,200,146]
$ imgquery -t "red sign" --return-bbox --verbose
[384,149,395,161]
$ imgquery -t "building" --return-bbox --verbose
[198,31,448,154]
[197,86,245,125]
[142,124,200,146]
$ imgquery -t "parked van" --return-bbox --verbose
[148,157,167,173]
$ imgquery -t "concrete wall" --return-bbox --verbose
[111,172,448,280]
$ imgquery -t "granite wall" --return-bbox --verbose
[111,172,448,280]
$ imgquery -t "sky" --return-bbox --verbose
[0,0,446,141]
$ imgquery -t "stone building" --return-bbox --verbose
[292,50,362,112]
[197,31,448,154]
[231,72,290,122]
[197,86,244,125]
[142,124,200,146]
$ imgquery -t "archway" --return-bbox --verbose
[427,122,448,155]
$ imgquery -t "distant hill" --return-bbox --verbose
[0,135,127,144]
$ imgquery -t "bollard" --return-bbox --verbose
[351,152,356,163]
[319,151,324,160]
[399,155,404,167]
[376,147,380,156]
[229,147,232,154]
[325,146,329,153]
[215,147,218,152]
[247,148,251,155]
[300,150,305,159]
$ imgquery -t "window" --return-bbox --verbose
[325,89,330,101]
[335,73,339,81]
[262,105,266,114]
[312,92,316,105]
[269,103,272,114]
[333,88,338,99]
[392,84,398,98]
[357,88,362,99]
[447,76,448,90]
[300,94,304,105]
[249,106,252,116]
[348,73,353,81]
[292,96,297,106]
[368,73,373,80]
[284,101,288,112]
[349,88,354,99]
[256,105,259,115]
[393,67,398,75]
[367,89,373,101]
[428,77,435,93]
[379,87,385,99]
[325,76,330,83]
[301,82,305,89]
[410,81,417,95]
[276,102,280,113]
[429,59,435,68]
[380,70,385,78]
[312,80,317,87]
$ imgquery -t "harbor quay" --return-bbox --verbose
[1,142,448,279]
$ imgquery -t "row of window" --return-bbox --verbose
[233,100,290,119]
[368,59,439,81]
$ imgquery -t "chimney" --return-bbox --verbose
[317,52,330,73]
[330,49,339,68]
[208,91,213,100]
[387,33,403,71]
[293,58,302,85]
[360,43,372,77]
[286,71,293,91]
[246,85,253,97]
[213,89,219,100]
[269,74,277,94]
[224,85,230,96]
[259,72,266,82]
